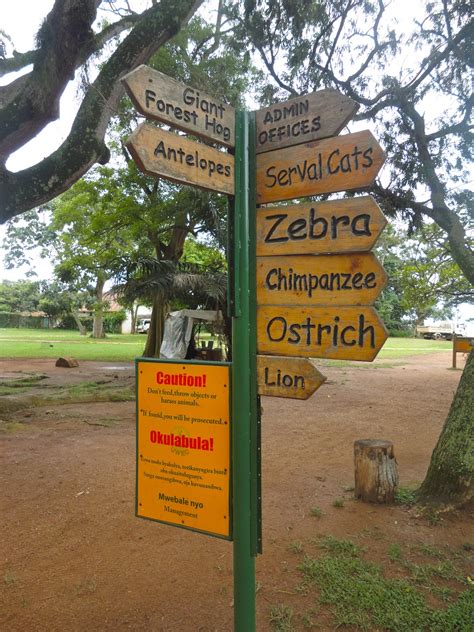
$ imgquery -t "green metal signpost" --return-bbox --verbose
[232,110,259,631]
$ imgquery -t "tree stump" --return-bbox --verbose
[354,439,398,503]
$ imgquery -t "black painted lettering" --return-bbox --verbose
[327,148,340,174]
[329,272,341,291]
[351,145,363,169]
[352,214,371,236]
[341,273,352,290]
[317,323,331,345]
[358,314,375,347]
[341,325,356,346]
[352,272,363,289]
[264,367,275,386]
[331,215,350,238]
[288,323,301,344]
[267,317,287,342]
[154,141,166,158]
[333,316,340,346]
[294,375,305,389]
[301,317,316,345]
[365,272,376,288]
[309,208,328,239]
[340,153,352,173]
[265,213,287,243]
[182,87,194,106]
[296,160,308,181]
[287,218,307,241]
[145,89,156,108]
[362,147,373,167]
[266,268,278,290]
[263,111,273,125]
[265,166,277,188]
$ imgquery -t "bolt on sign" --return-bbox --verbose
[257,355,326,399]
[257,252,387,307]
[136,359,231,538]
[256,130,386,204]
[122,65,235,147]
[255,88,358,154]
[256,196,387,256]
[257,305,388,362]
[126,123,234,195]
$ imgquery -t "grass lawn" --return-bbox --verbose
[377,336,452,359]
[0,328,146,361]
[0,329,452,362]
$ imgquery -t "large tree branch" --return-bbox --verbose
[0,0,203,223]
[371,184,474,285]
[0,0,101,160]
[0,2,147,159]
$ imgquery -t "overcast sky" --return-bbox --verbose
[1,2,472,327]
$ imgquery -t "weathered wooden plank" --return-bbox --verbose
[256,131,385,204]
[257,355,326,399]
[256,89,358,154]
[257,305,388,362]
[256,197,386,256]
[257,252,387,307]
[126,123,234,195]
[122,65,235,147]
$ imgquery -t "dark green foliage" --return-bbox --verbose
[0,313,49,329]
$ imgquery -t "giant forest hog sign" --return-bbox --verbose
[122,65,235,147]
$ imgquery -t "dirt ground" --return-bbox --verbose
[1,352,472,631]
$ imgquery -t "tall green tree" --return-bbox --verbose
[231,0,473,506]
[0,280,41,313]
[231,0,473,284]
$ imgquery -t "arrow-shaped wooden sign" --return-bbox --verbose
[257,355,326,399]
[257,252,387,307]
[122,65,235,147]
[125,123,234,195]
[255,89,358,154]
[256,196,386,256]
[256,130,386,204]
[257,305,388,362]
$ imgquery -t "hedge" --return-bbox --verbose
[0,312,50,329]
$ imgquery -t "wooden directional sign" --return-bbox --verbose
[256,130,386,204]
[122,65,235,147]
[257,305,388,362]
[257,355,326,399]
[257,252,387,307]
[256,196,386,256]
[126,123,234,195]
[256,89,358,154]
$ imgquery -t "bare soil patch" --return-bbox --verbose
[1,353,472,631]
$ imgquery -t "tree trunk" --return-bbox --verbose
[418,350,474,507]
[143,297,166,358]
[71,312,87,335]
[91,277,106,339]
[354,439,398,503]
[130,303,139,334]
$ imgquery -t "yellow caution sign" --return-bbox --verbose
[136,359,231,538]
